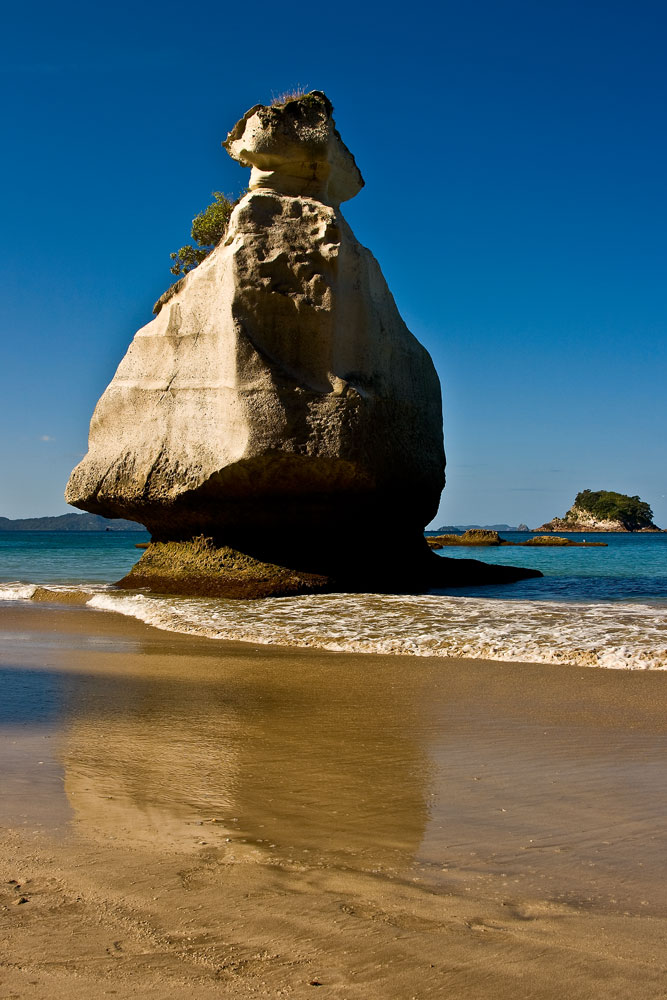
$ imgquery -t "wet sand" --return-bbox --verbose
[1,601,667,999]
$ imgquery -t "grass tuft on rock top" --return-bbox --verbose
[270,86,310,106]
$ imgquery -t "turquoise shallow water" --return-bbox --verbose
[1,530,666,669]
[0,530,150,587]
[430,532,667,605]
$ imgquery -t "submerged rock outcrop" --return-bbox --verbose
[67,92,540,595]
[429,531,606,549]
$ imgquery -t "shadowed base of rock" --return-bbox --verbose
[117,536,541,598]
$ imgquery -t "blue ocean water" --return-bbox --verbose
[431,532,667,605]
[0,530,149,587]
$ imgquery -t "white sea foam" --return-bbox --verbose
[3,580,664,669]
[84,591,667,671]
[0,583,39,600]
[0,582,110,603]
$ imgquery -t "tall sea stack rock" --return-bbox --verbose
[67,92,540,596]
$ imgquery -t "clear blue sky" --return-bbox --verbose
[2,0,666,527]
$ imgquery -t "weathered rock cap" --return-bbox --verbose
[224,91,364,205]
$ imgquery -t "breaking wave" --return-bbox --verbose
[84,590,667,671]
[0,583,39,601]
[2,582,666,670]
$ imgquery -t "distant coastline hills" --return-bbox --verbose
[2,493,661,535]
[6,513,519,534]
[429,524,529,533]
[0,513,146,531]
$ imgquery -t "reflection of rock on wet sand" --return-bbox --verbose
[63,674,242,850]
[63,734,240,852]
[61,653,430,865]
[60,644,667,917]
[5,608,667,999]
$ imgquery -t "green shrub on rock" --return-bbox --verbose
[573,490,654,530]
[170,192,235,276]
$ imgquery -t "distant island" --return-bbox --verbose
[537,490,663,533]
[0,513,146,531]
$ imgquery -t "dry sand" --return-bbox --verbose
[1,601,667,999]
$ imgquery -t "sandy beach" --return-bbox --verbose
[2,600,667,999]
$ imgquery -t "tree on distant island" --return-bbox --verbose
[573,490,654,530]
[170,192,236,276]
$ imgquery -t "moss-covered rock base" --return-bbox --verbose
[117,536,541,598]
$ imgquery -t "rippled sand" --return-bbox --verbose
[2,602,667,998]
